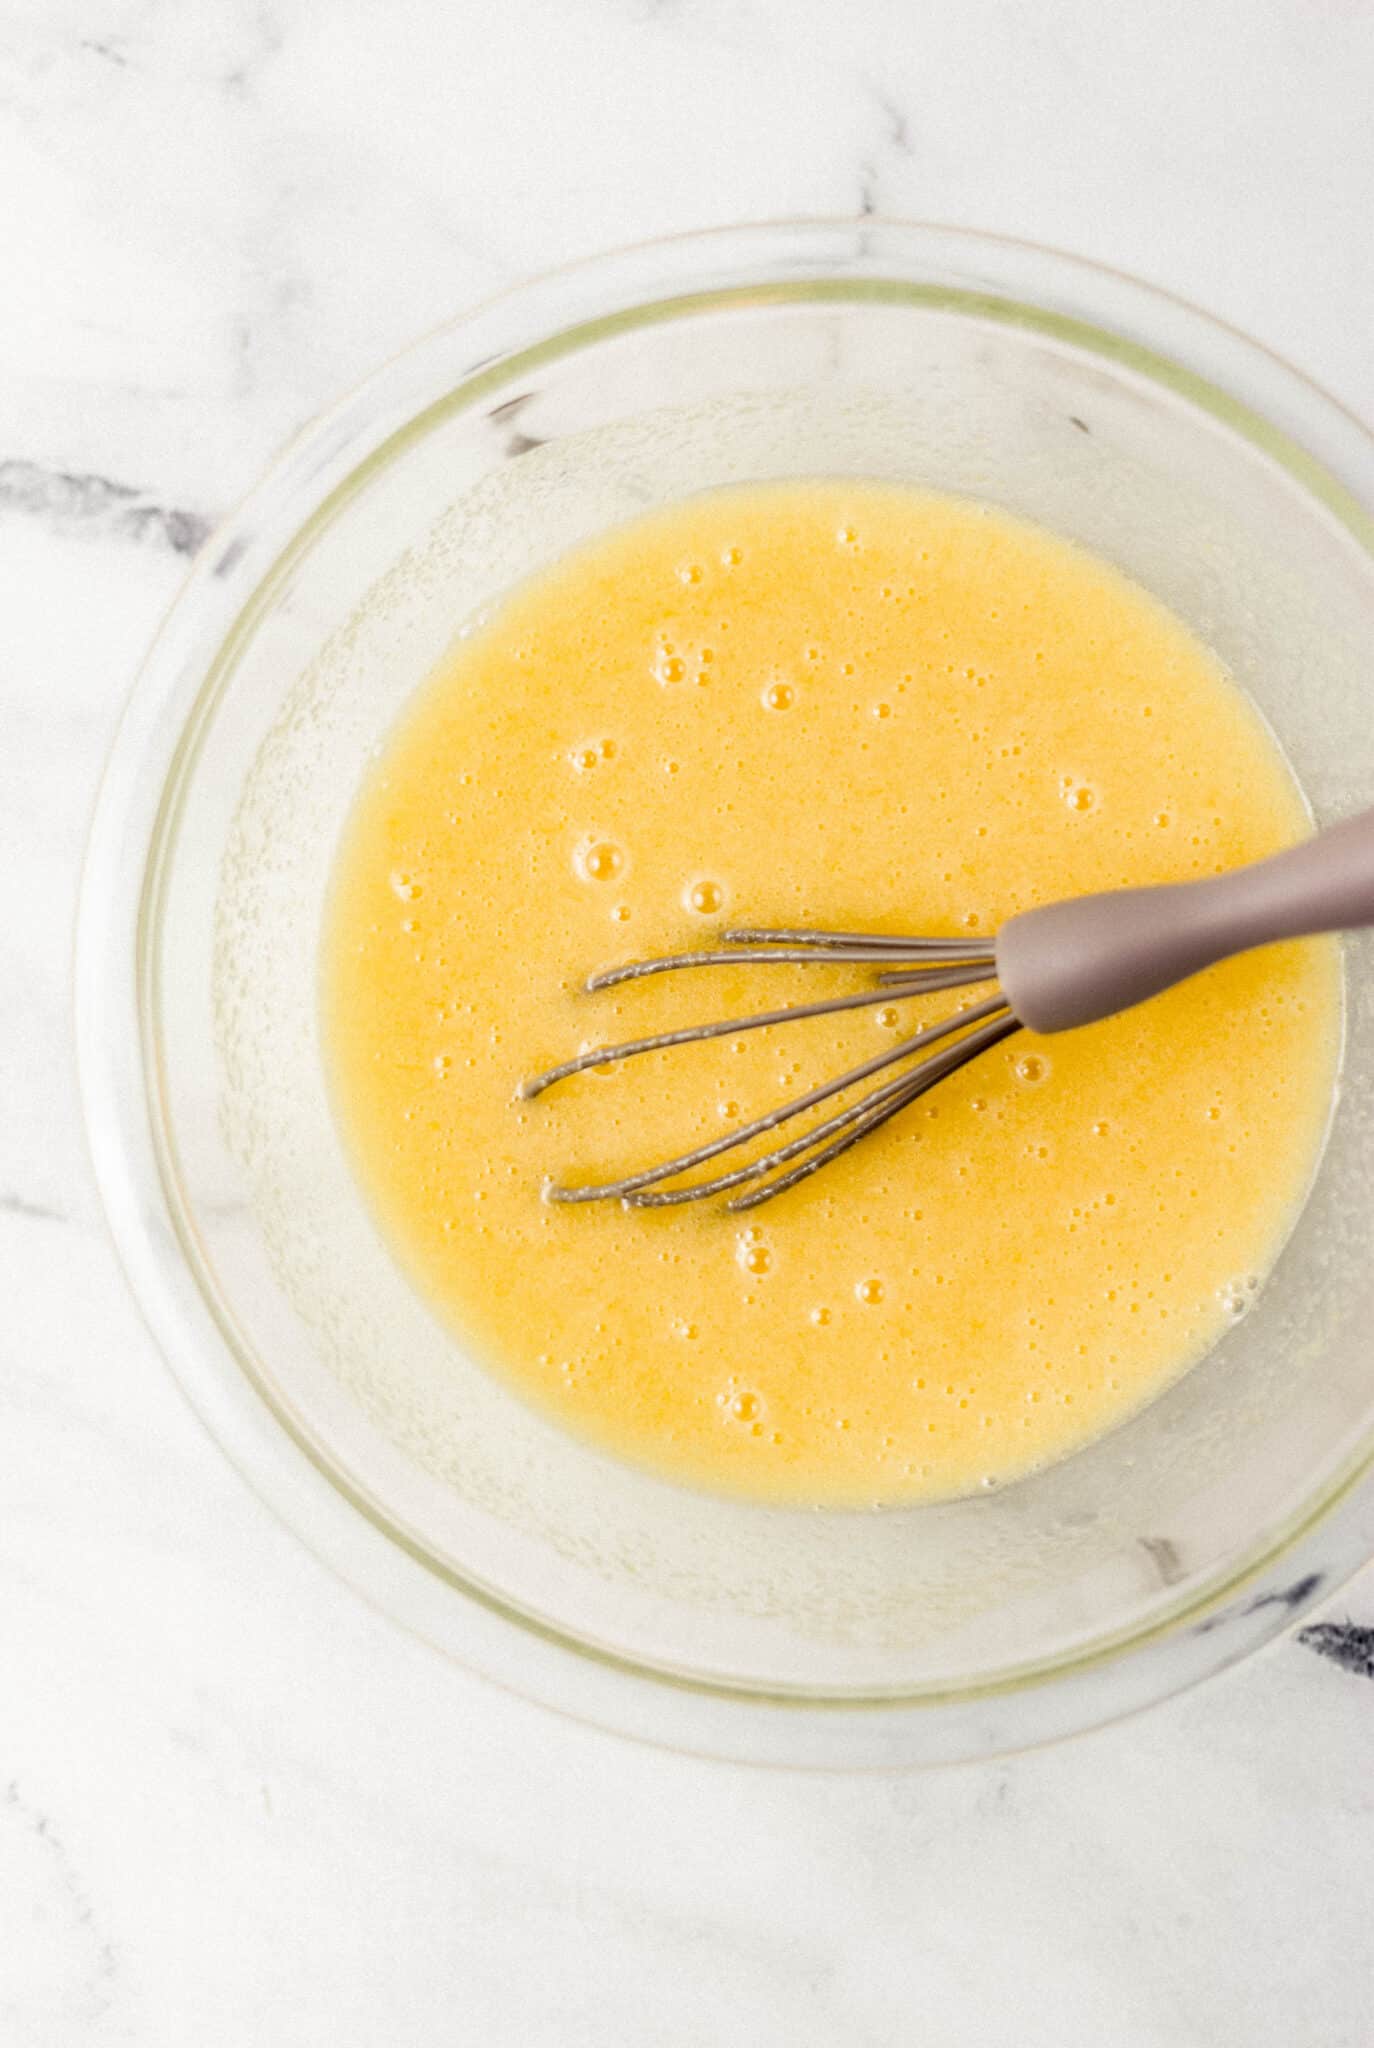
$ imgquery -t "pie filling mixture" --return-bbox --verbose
[323,483,1338,1505]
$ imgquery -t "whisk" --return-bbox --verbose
[521,804,1374,1212]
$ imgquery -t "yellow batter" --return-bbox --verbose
[323,484,1338,1505]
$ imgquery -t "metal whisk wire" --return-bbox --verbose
[520,927,1021,1211]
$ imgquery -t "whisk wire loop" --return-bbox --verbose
[526,925,1018,1210]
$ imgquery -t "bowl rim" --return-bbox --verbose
[75,217,1374,1766]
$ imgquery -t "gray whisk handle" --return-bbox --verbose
[996,803,1374,1034]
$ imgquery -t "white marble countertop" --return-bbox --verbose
[4,3,1374,2041]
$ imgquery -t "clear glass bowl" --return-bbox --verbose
[77,221,1374,1766]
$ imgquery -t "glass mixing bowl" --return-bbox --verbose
[78,222,1374,1766]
